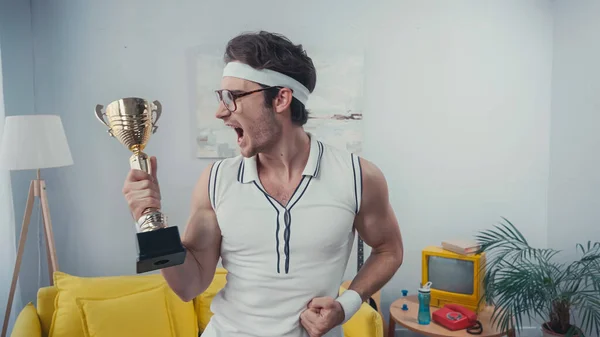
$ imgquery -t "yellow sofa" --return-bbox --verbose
[11,268,383,337]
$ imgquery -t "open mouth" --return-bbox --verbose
[226,123,245,145]
[234,127,244,144]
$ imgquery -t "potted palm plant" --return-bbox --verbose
[474,217,600,337]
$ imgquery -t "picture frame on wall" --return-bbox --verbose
[187,44,365,159]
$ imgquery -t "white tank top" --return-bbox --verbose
[204,134,363,337]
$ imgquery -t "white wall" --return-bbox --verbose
[367,1,553,332]
[548,0,600,259]
[0,30,22,336]
[0,0,45,311]
[3,0,555,334]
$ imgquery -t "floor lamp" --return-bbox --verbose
[0,115,73,337]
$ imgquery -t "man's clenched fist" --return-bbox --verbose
[300,297,345,337]
[122,156,161,221]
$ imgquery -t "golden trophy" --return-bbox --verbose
[94,97,186,273]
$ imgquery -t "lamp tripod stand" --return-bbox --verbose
[1,169,58,337]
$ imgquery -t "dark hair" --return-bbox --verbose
[223,31,316,126]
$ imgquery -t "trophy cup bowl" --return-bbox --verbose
[95,97,186,274]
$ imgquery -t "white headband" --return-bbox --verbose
[222,62,310,105]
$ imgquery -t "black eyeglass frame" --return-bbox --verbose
[214,86,287,113]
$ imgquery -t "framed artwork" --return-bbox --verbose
[190,46,365,158]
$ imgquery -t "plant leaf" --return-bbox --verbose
[474,218,600,335]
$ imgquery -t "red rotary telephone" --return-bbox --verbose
[432,304,483,335]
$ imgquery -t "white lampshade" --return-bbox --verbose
[0,115,73,170]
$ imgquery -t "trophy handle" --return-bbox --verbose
[151,100,162,134]
[95,104,109,126]
[95,104,114,137]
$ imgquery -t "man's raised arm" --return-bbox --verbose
[159,162,222,302]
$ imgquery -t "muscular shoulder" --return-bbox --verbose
[356,156,389,216]
[194,155,243,210]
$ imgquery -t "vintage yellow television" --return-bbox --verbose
[421,245,486,312]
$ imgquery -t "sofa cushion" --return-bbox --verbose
[12,302,42,337]
[193,268,227,332]
[76,284,175,337]
[48,271,197,337]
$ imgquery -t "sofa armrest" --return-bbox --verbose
[342,301,384,337]
[338,285,384,337]
[10,302,42,337]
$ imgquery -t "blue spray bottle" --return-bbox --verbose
[417,281,432,325]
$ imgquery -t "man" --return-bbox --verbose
[123,31,404,337]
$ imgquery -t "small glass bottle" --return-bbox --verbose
[417,281,432,325]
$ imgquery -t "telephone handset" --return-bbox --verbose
[445,304,478,323]
[432,303,483,335]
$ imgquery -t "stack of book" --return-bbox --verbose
[441,239,481,255]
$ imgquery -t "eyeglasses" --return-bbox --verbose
[214,86,283,113]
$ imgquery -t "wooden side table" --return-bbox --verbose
[388,295,514,337]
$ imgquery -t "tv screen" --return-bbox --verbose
[427,256,474,295]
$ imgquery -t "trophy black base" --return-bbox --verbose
[136,226,186,274]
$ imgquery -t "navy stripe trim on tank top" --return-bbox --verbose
[359,158,363,208]
[314,141,324,176]
[283,210,291,273]
[254,181,282,273]
[208,160,222,210]
[351,154,363,214]
[284,176,312,273]
[237,159,245,183]
[253,175,313,274]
